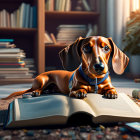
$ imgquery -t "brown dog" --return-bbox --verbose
[2,36,129,100]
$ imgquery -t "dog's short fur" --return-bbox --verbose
[2,36,129,100]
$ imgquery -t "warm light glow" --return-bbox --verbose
[131,0,140,12]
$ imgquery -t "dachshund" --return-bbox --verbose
[1,36,129,100]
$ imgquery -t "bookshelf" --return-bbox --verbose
[45,0,100,70]
[0,0,45,84]
[0,0,100,84]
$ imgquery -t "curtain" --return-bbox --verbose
[106,0,139,49]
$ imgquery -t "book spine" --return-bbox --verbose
[14,10,17,28]
[6,11,10,28]
[50,33,57,44]
[29,7,33,28]
[44,31,53,43]
[25,4,30,28]
[45,0,49,11]
[32,6,37,28]
[49,0,54,11]
[3,9,7,27]
[16,9,20,28]
[0,39,14,42]
[0,48,20,53]
[65,0,71,12]
[89,0,95,11]
[61,0,66,11]
[55,0,59,11]
[81,0,91,11]
[0,11,1,27]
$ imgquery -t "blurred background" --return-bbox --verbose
[0,0,140,84]
[45,0,140,79]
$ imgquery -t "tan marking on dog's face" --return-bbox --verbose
[81,36,112,78]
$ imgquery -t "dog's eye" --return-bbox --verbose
[103,45,110,53]
[83,46,92,53]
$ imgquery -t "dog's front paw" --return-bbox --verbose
[69,89,87,99]
[32,91,41,97]
[104,89,118,99]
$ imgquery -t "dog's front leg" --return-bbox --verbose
[69,84,88,99]
[99,77,118,99]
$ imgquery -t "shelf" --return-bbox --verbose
[0,28,37,36]
[45,11,99,21]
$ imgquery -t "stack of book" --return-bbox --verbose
[0,3,37,28]
[56,24,98,44]
[0,39,34,79]
[56,25,87,44]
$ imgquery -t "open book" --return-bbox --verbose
[5,93,140,128]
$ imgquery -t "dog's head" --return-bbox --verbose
[59,36,129,77]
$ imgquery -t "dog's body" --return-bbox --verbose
[2,36,129,100]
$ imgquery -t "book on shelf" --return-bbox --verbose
[88,0,96,11]
[56,24,98,44]
[0,3,37,28]
[0,53,25,58]
[0,39,35,79]
[0,61,25,68]
[5,93,140,128]
[75,0,95,11]
[0,48,21,53]
[82,0,91,11]
[0,67,29,72]
[63,0,71,12]
[45,0,54,11]
[25,4,30,28]
[32,6,37,28]
[56,24,87,44]
[44,31,53,44]
[45,0,71,11]
[86,24,98,37]
[0,39,14,42]
[50,33,57,44]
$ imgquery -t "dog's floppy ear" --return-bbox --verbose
[108,38,129,75]
[59,37,84,71]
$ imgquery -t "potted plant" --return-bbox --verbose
[122,11,140,75]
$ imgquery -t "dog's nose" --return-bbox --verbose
[93,63,104,73]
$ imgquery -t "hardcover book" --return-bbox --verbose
[5,93,140,128]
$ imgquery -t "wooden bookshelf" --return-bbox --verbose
[0,0,100,84]
[0,0,45,84]
[45,11,99,20]
[0,28,37,35]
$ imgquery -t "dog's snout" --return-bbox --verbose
[93,63,104,73]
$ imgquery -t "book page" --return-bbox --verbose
[7,94,96,128]
[67,97,96,117]
[15,94,96,121]
[85,93,140,118]
[16,95,70,121]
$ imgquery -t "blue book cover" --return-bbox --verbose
[25,4,30,28]
[0,39,14,42]
[29,6,33,28]
[19,3,26,28]
[32,6,37,28]
[125,122,140,132]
